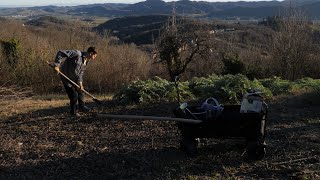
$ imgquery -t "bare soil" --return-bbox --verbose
[0,93,319,179]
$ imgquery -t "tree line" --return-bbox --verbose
[0,9,320,96]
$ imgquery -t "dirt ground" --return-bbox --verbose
[0,93,319,179]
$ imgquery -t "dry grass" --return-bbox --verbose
[0,94,319,179]
[0,99,66,118]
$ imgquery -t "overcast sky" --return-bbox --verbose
[0,0,281,7]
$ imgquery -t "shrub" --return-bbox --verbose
[116,74,273,105]
[190,74,271,104]
[222,52,246,75]
[113,76,194,104]
[260,76,293,95]
[293,77,320,92]
[189,74,220,97]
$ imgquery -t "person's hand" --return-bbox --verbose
[79,82,84,91]
[54,66,60,73]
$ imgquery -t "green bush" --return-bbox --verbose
[293,77,320,92]
[222,52,246,75]
[260,76,293,95]
[1,38,21,69]
[113,74,320,104]
[113,76,194,104]
[189,74,220,97]
[190,74,271,104]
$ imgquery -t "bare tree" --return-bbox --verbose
[271,6,314,80]
[153,16,211,81]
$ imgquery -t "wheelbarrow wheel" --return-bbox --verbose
[180,136,199,157]
[246,141,266,160]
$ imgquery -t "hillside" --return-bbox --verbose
[0,93,319,178]
[207,6,285,19]
[25,16,70,27]
[302,2,320,19]
[0,4,320,178]
[93,14,275,48]
[125,0,172,15]
[1,0,320,20]
[94,15,171,45]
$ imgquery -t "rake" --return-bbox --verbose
[46,61,103,105]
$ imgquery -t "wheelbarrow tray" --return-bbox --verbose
[173,104,267,160]
[176,105,265,139]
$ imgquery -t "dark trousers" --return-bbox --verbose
[62,83,85,114]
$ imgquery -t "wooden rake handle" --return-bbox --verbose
[46,61,97,100]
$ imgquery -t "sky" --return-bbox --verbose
[0,0,280,7]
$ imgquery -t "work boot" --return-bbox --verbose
[79,105,91,112]
[70,112,81,117]
[70,110,81,117]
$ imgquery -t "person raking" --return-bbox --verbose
[53,46,97,117]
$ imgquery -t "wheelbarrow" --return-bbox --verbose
[173,95,268,160]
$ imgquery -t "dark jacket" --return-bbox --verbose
[54,50,89,86]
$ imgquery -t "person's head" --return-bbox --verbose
[87,46,97,60]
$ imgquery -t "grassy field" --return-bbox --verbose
[0,94,319,179]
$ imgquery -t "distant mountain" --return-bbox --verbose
[301,1,320,19]
[206,1,320,19]
[124,0,171,15]
[108,0,284,17]
[173,0,216,14]
[94,15,170,45]
[67,0,320,19]
[207,6,285,19]
[283,0,320,5]
[67,3,129,16]
[1,0,320,20]
[27,15,66,24]
[25,15,71,27]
